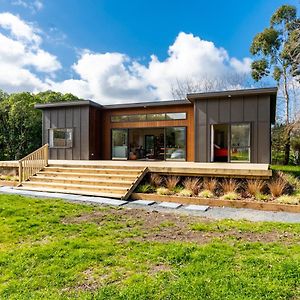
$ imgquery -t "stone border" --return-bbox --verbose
[131,193,300,213]
[0,181,18,187]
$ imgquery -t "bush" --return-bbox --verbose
[275,195,300,205]
[255,193,270,201]
[178,189,193,197]
[136,184,155,193]
[183,178,200,195]
[165,176,180,191]
[246,179,265,197]
[267,178,287,198]
[203,178,218,193]
[198,189,214,198]
[220,179,240,194]
[157,187,174,196]
[221,192,240,200]
[150,174,164,187]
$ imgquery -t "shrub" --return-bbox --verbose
[183,177,200,195]
[255,193,269,201]
[275,195,300,205]
[157,187,174,195]
[220,179,240,194]
[267,178,287,198]
[150,174,164,187]
[221,192,240,200]
[198,189,214,198]
[165,176,180,191]
[179,189,193,197]
[136,184,155,193]
[278,172,300,192]
[246,179,265,197]
[203,178,218,193]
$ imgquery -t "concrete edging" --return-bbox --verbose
[131,193,300,213]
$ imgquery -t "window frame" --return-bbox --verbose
[49,128,73,149]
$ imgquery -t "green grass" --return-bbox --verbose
[1,194,300,299]
[271,165,300,178]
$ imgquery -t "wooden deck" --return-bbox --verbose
[48,160,272,178]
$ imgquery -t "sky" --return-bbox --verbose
[0,0,299,104]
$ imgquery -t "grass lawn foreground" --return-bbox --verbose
[0,194,300,299]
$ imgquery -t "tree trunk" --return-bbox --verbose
[282,72,291,165]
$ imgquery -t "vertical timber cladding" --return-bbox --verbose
[194,94,272,163]
[43,105,90,160]
[101,104,195,161]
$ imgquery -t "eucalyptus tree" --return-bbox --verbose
[250,4,300,164]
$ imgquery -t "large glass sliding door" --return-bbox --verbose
[211,123,251,162]
[165,127,186,160]
[112,127,187,161]
[112,129,128,160]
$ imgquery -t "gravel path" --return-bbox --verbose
[1,186,300,223]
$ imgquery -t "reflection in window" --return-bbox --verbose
[111,112,187,122]
[146,113,165,121]
[112,129,128,159]
[230,124,250,162]
[128,114,147,122]
[165,127,186,160]
[166,112,186,120]
[49,128,73,148]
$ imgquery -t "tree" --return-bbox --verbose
[0,90,79,160]
[250,4,300,165]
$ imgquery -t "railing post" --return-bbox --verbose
[19,161,23,185]
[45,144,49,166]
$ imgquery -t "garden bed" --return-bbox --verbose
[0,180,18,187]
[131,193,300,213]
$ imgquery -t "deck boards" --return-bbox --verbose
[48,160,272,178]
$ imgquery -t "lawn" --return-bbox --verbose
[0,194,300,299]
[271,165,300,178]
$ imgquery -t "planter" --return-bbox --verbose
[0,180,18,187]
[131,193,300,213]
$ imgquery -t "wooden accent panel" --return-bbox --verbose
[101,104,195,161]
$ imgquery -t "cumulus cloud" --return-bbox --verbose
[0,13,252,103]
[0,12,61,93]
[52,32,252,103]
[12,0,43,13]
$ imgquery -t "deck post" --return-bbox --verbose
[18,161,23,184]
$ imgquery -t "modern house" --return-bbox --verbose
[35,87,277,164]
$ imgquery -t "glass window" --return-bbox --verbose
[165,127,186,160]
[147,113,166,121]
[112,129,128,159]
[165,112,186,120]
[230,124,251,162]
[128,114,147,122]
[111,115,129,122]
[49,128,73,148]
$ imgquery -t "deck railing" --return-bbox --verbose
[18,144,49,185]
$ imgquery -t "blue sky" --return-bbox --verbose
[0,0,299,103]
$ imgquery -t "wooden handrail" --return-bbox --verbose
[18,144,49,185]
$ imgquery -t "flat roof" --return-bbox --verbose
[187,87,277,100]
[103,99,191,109]
[35,100,102,109]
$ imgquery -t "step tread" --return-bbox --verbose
[37,171,138,179]
[22,181,129,191]
[30,176,133,185]
[48,164,144,170]
[16,186,123,199]
[45,166,143,173]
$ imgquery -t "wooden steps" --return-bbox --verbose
[17,164,148,200]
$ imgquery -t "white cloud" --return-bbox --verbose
[0,12,61,93]
[52,32,252,103]
[0,13,252,103]
[12,0,43,13]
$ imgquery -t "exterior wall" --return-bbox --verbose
[194,95,271,163]
[42,105,90,160]
[89,107,102,160]
[101,104,195,161]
